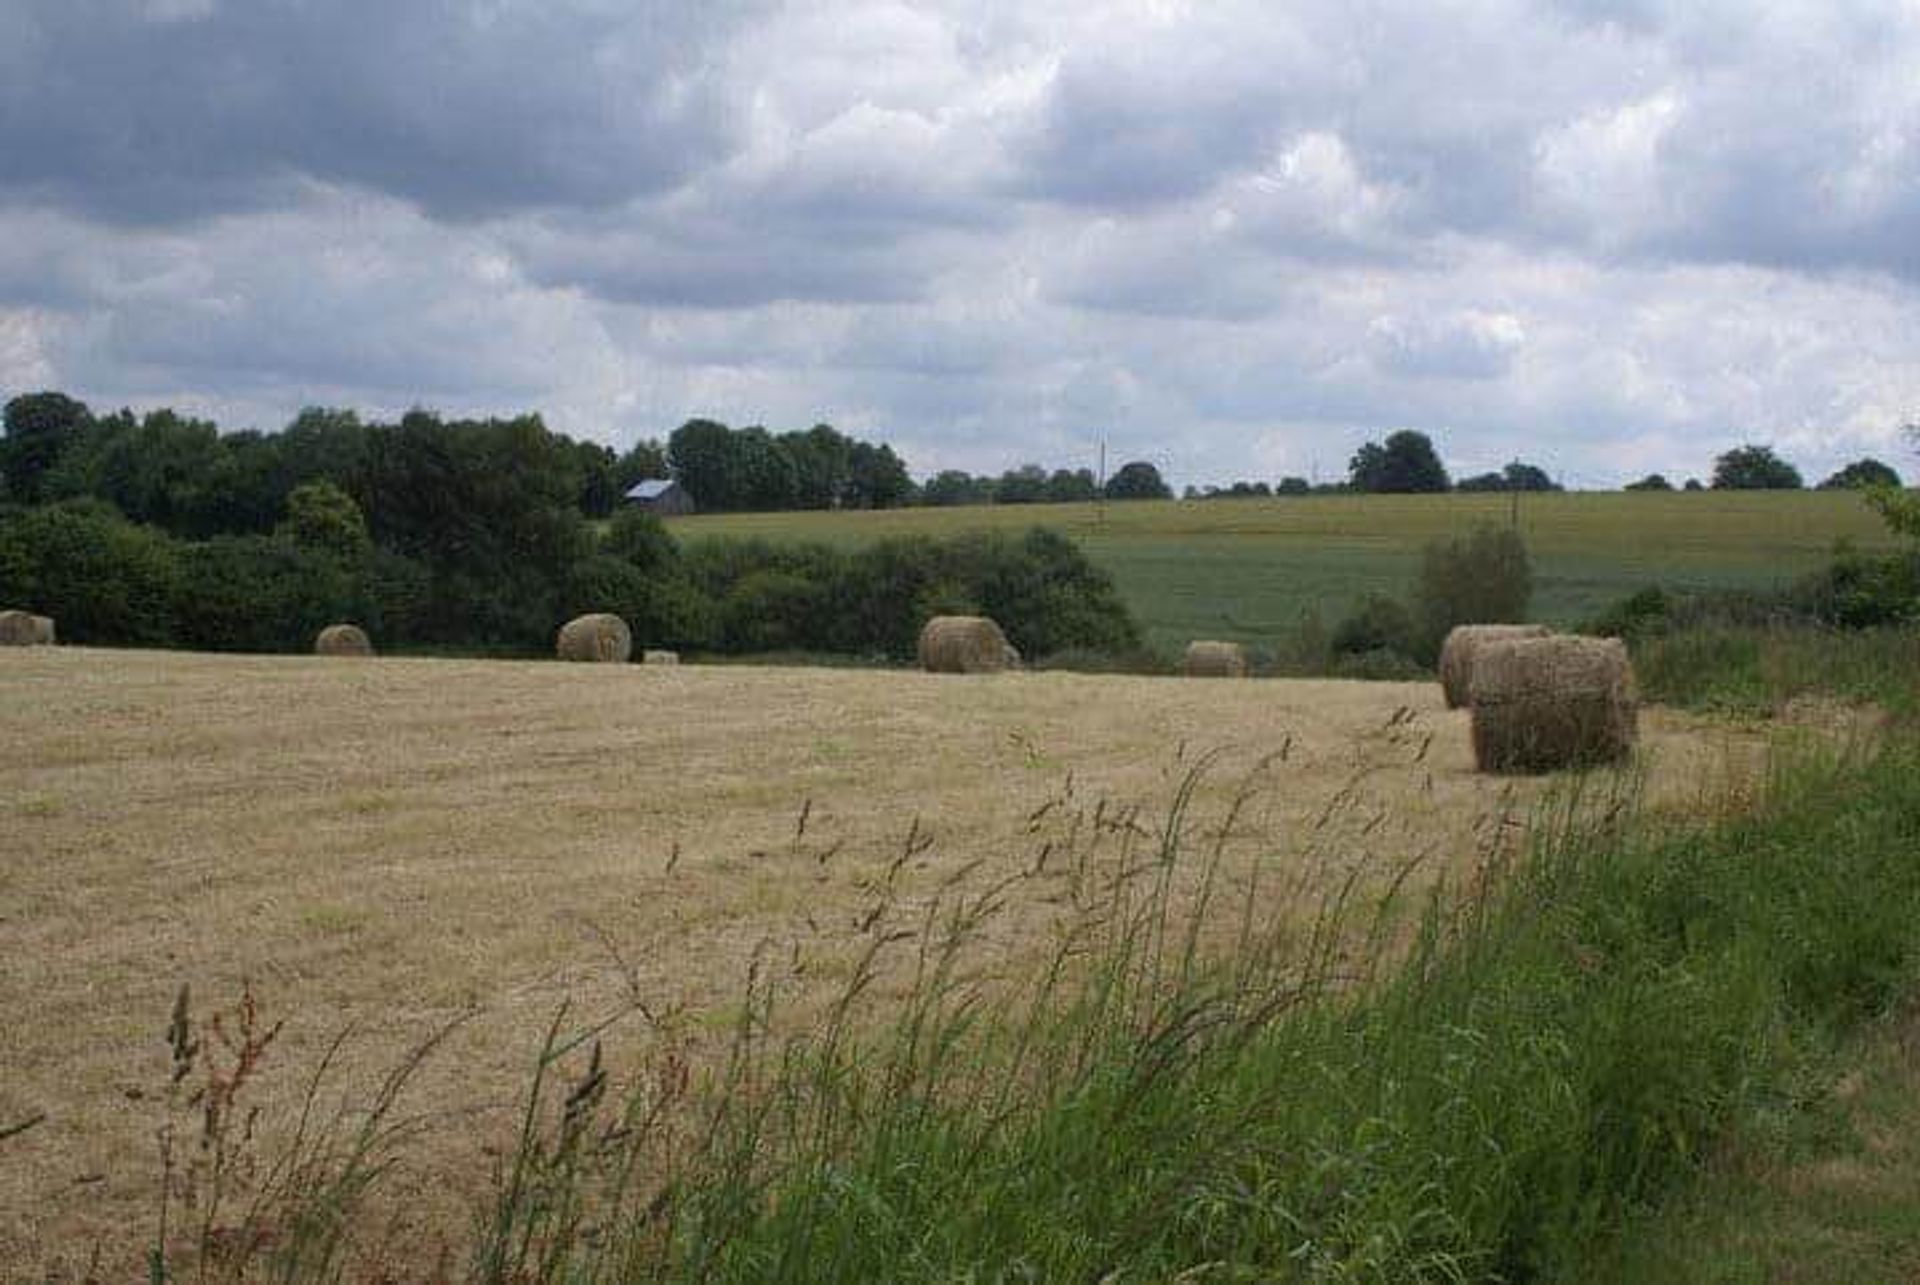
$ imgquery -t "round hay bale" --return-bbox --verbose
[557,612,633,664]
[30,614,55,645]
[917,615,1019,674]
[1182,640,1248,678]
[0,609,37,646]
[314,623,373,657]
[641,649,680,665]
[1438,623,1551,709]
[1469,635,1636,774]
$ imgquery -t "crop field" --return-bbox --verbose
[0,646,1784,1273]
[669,491,1896,653]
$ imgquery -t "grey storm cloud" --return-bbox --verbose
[1,0,1918,486]
[0,0,757,222]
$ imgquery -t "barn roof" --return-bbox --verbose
[624,478,679,500]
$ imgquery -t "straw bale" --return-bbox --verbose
[642,649,680,665]
[557,613,633,664]
[30,615,55,645]
[1182,640,1249,678]
[1469,635,1636,773]
[0,609,38,646]
[918,615,1019,674]
[1438,623,1551,709]
[314,623,374,657]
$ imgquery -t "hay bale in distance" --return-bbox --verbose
[30,615,55,645]
[1469,635,1636,774]
[1438,623,1551,709]
[642,649,680,665]
[0,609,39,646]
[918,615,1019,674]
[1182,640,1248,678]
[314,623,373,657]
[557,613,633,664]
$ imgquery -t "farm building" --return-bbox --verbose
[623,478,696,515]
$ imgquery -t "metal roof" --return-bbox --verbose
[624,478,679,500]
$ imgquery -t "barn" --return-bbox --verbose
[623,478,697,516]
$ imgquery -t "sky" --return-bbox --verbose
[2,0,1918,489]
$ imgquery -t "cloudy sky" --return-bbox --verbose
[3,0,1918,488]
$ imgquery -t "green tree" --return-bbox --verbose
[1866,423,1920,539]
[1624,473,1674,491]
[1276,476,1311,495]
[781,424,855,509]
[1104,460,1172,501]
[1,391,92,503]
[995,464,1049,504]
[0,499,181,644]
[603,507,679,574]
[1819,458,1902,490]
[922,470,991,507]
[613,438,669,494]
[356,410,589,646]
[1411,524,1532,664]
[1711,444,1803,490]
[278,480,370,558]
[1045,468,1100,502]
[667,418,738,510]
[846,441,914,508]
[173,535,362,653]
[1349,430,1450,493]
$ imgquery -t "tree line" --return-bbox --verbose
[0,393,1141,659]
[1335,429,1902,495]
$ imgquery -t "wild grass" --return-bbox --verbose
[140,710,1920,1281]
[1635,625,1920,717]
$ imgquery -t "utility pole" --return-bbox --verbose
[1097,438,1107,527]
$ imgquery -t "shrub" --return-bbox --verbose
[717,570,835,653]
[602,507,679,574]
[1411,524,1531,663]
[560,554,715,652]
[1331,593,1419,663]
[1791,543,1920,629]
[0,499,181,644]
[1585,585,1673,640]
[173,535,363,653]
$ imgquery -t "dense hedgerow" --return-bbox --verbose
[0,491,1140,663]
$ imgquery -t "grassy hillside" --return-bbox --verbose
[668,491,1896,653]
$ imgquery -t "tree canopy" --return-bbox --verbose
[1711,444,1803,490]
[1349,430,1450,493]
[1104,460,1172,501]
[1819,458,1902,490]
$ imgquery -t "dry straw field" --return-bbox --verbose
[2,647,1779,1272]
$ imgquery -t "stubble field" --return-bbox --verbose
[3,646,1780,1272]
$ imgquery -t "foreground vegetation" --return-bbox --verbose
[117,656,1919,1281]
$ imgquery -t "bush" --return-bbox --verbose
[717,570,836,653]
[1585,585,1673,641]
[173,535,364,653]
[1331,593,1420,664]
[0,499,181,644]
[1411,524,1532,663]
[560,554,716,653]
[1791,544,1920,629]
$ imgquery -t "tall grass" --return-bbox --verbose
[151,722,1920,1281]
[1634,624,1920,716]
[431,734,1919,1280]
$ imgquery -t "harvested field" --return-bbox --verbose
[0,647,1785,1272]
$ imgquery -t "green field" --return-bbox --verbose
[668,491,1898,654]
